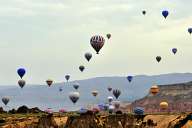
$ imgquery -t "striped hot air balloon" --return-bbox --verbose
[90,35,105,54]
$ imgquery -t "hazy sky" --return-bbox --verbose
[0,0,191,85]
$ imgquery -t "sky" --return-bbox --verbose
[0,0,192,85]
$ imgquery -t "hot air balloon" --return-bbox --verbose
[90,35,105,54]
[108,105,115,113]
[18,79,26,88]
[69,92,80,104]
[17,68,26,79]
[65,75,70,82]
[188,28,192,34]
[73,82,80,90]
[98,104,105,111]
[79,108,88,114]
[84,52,92,62]
[45,108,53,114]
[46,79,53,87]
[150,85,159,95]
[160,101,168,109]
[172,48,177,54]
[107,87,112,92]
[92,107,100,113]
[79,65,85,72]
[2,97,10,105]
[162,10,169,19]
[59,109,66,113]
[134,107,144,115]
[59,87,63,92]
[127,76,133,82]
[106,34,111,39]
[107,96,113,103]
[156,56,161,63]
[113,101,120,109]
[103,104,109,111]
[142,10,146,15]
[113,89,121,99]
[92,91,98,97]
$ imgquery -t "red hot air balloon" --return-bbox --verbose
[90,35,105,54]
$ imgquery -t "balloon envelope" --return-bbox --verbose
[90,35,105,54]
[106,34,111,39]
[59,109,66,113]
[156,56,161,63]
[79,108,88,114]
[172,48,177,54]
[79,65,85,72]
[113,89,121,99]
[17,68,26,78]
[113,101,120,109]
[73,82,80,90]
[188,28,192,34]
[150,85,159,95]
[127,76,133,82]
[59,87,63,92]
[108,105,115,113]
[134,107,144,115]
[46,79,53,87]
[98,104,105,111]
[18,79,26,88]
[162,10,169,18]
[107,87,112,92]
[107,96,113,103]
[142,10,146,15]
[65,75,70,81]
[2,97,10,105]
[160,102,168,109]
[92,91,98,97]
[69,92,80,104]
[84,52,92,62]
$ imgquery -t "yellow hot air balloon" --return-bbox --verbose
[160,101,168,109]
[150,85,159,95]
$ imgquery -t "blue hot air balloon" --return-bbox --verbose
[79,108,88,114]
[127,76,133,82]
[134,107,144,115]
[172,48,177,54]
[188,28,192,34]
[59,87,63,92]
[98,103,105,111]
[162,10,169,19]
[17,68,26,78]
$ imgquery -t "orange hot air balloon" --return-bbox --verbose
[150,85,159,95]
[46,79,53,87]
[160,101,168,109]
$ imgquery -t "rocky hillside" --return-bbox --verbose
[0,105,191,128]
[124,81,192,113]
[1,113,192,128]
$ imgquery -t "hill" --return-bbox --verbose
[123,81,192,113]
[0,73,192,111]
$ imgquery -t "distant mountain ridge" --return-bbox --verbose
[0,73,192,111]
